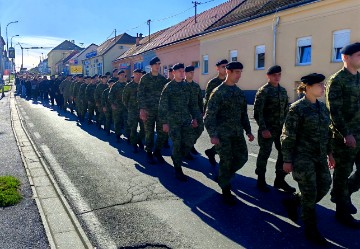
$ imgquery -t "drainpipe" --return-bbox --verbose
[273,16,280,65]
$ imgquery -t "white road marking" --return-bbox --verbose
[24,115,30,120]
[28,123,34,128]
[40,145,118,249]
[33,132,41,139]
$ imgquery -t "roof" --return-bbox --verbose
[206,0,319,31]
[96,33,136,56]
[74,43,98,58]
[51,40,82,51]
[114,0,244,61]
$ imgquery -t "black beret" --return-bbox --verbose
[112,68,118,73]
[267,65,281,75]
[301,73,325,85]
[71,76,77,80]
[142,70,147,75]
[185,66,195,72]
[216,59,228,66]
[341,42,360,55]
[101,75,107,79]
[117,70,125,75]
[168,67,173,72]
[105,72,111,76]
[94,74,98,77]
[78,74,83,78]
[173,63,185,70]
[91,75,96,79]
[149,56,160,65]
[98,75,102,78]
[133,69,143,73]
[107,78,117,84]
[226,61,243,70]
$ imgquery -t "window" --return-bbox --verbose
[297,37,312,65]
[333,29,350,62]
[230,50,238,62]
[97,63,102,75]
[255,45,265,70]
[202,55,208,74]
[192,61,200,68]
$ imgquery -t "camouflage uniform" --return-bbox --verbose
[325,68,360,206]
[138,73,168,153]
[281,97,332,226]
[123,81,145,146]
[159,80,200,168]
[85,83,97,122]
[108,81,128,137]
[77,83,88,122]
[101,87,112,133]
[204,83,252,189]
[59,79,72,111]
[94,82,108,127]
[187,80,204,145]
[71,81,82,113]
[254,83,289,175]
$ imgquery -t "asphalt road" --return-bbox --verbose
[14,96,360,249]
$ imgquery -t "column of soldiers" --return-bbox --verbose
[16,42,360,246]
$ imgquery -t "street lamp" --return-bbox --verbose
[10,35,19,74]
[11,35,19,47]
[6,21,18,85]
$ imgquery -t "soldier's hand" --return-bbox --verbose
[103,107,106,112]
[191,119,198,128]
[261,130,272,138]
[247,133,255,142]
[163,124,169,133]
[210,137,219,145]
[344,134,356,148]
[140,109,148,121]
[283,162,293,173]
[328,153,336,169]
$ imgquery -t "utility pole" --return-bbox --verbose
[114,29,117,41]
[192,1,201,23]
[147,19,151,43]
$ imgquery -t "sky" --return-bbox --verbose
[0,0,228,70]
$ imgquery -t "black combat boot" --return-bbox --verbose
[133,145,139,154]
[147,151,156,165]
[331,195,357,214]
[153,149,165,164]
[205,148,217,166]
[274,173,296,193]
[222,186,237,206]
[304,224,328,246]
[175,167,187,182]
[116,134,121,143]
[256,174,270,192]
[191,146,199,155]
[138,141,144,150]
[282,193,300,223]
[335,204,360,229]
[87,119,93,125]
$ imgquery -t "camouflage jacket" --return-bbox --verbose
[159,80,201,126]
[101,87,111,110]
[187,80,204,116]
[72,81,82,99]
[122,81,139,113]
[254,83,289,131]
[281,97,331,163]
[138,72,168,113]
[204,83,251,138]
[77,83,88,103]
[204,76,224,112]
[85,83,97,103]
[94,83,108,105]
[326,67,360,138]
[108,82,126,111]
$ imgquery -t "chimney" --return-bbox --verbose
[136,33,140,46]
[139,33,143,38]
[71,40,75,44]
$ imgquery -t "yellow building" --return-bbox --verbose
[199,0,360,102]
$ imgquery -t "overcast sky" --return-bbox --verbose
[0,0,227,69]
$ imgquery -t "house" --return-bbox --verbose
[198,0,360,102]
[64,43,98,75]
[47,40,82,75]
[82,33,136,76]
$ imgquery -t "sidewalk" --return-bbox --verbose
[0,88,93,248]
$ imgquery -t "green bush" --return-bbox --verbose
[0,176,22,207]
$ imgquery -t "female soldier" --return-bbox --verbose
[281,73,335,245]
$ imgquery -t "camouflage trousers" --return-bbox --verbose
[88,102,96,121]
[331,136,360,205]
[255,129,284,175]
[192,118,204,145]
[216,135,248,189]
[127,112,145,146]
[104,108,112,133]
[96,104,104,125]
[292,155,331,226]
[144,111,167,153]
[112,108,129,136]
[78,101,87,121]
[63,94,70,110]
[169,123,195,168]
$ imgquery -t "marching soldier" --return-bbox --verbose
[77,77,90,123]
[203,59,228,166]
[204,61,254,205]
[123,69,145,153]
[94,75,109,129]
[102,78,116,135]
[159,63,200,181]
[185,65,204,156]
[138,57,169,164]
[281,73,334,245]
[326,42,360,228]
[253,65,295,193]
[85,76,98,124]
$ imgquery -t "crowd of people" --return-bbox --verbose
[14,42,360,246]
